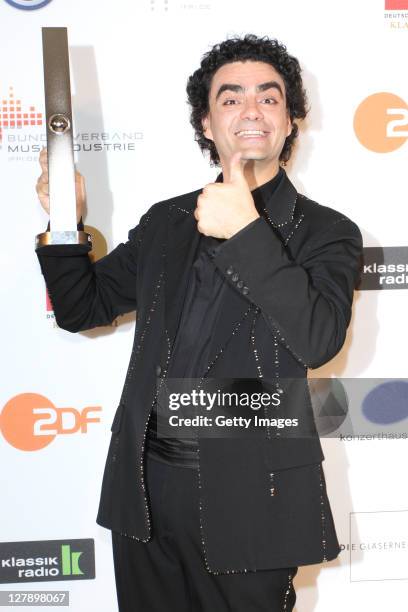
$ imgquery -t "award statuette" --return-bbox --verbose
[35,27,91,254]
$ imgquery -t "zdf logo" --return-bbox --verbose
[0,393,101,451]
[354,92,408,153]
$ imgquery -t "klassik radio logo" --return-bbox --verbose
[0,393,102,451]
[354,92,408,153]
[0,539,95,583]
[3,0,53,9]
[359,247,408,290]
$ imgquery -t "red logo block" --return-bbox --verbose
[0,86,42,144]
[385,0,408,9]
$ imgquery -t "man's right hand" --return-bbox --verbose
[36,147,86,224]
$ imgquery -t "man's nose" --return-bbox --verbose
[239,97,264,120]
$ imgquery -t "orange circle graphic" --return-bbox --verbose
[0,393,56,451]
[353,92,408,153]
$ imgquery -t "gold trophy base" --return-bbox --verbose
[35,230,92,254]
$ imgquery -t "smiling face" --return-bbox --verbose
[202,60,293,182]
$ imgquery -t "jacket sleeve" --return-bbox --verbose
[212,215,363,369]
[36,208,153,333]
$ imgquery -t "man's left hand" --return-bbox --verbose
[194,152,260,239]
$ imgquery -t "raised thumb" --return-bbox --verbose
[227,151,246,184]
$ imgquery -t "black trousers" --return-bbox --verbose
[112,455,298,612]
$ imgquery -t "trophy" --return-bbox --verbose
[35,27,92,254]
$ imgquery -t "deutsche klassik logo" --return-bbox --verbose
[384,0,408,29]
[3,0,53,9]
[353,92,408,153]
[0,393,102,451]
[0,539,95,583]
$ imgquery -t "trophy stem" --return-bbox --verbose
[35,27,92,255]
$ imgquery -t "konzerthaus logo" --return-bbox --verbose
[0,539,94,583]
[358,247,408,290]
[3,0,53,9]
[362,380,408,425]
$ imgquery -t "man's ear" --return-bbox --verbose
[202,114,213,141]
[286,115,293,138]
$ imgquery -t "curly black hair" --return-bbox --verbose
[186,33,308,166]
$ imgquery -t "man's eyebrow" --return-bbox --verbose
[214,80,284,101]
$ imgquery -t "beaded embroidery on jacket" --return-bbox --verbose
[119,196,329,571]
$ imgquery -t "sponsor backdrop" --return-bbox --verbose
[1,0,407,610]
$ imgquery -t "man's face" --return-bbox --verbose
[202,61,292,171]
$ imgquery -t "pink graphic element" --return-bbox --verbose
[0,86,43,144]
[385,0,408,9]
[46,288,53,312]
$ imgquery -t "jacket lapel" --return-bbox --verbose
[203,284,254,376]
[164,202,200,350]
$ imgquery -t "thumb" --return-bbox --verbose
[227,151,246,185]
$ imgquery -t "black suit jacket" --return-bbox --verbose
[36,168,362,574]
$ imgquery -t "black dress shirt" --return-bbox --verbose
[145,233,225,468]
[145,167,284,468]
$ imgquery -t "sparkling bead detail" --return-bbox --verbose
[174,205,191,214]
[111,433,120,464]
[264,316,308,370]
[119,209,169,544]
[282,569,294,611]
[195,304,255,574]
[269,472,275,496]
[318,464,328,562]
[250,309,263,379]
[284,213,304,245]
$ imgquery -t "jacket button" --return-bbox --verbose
[231,272,239,282]
[226,265,234,275]
[242,286,249,295]
[156,365,162,376]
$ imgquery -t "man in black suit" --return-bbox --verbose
[36,34,362,612]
